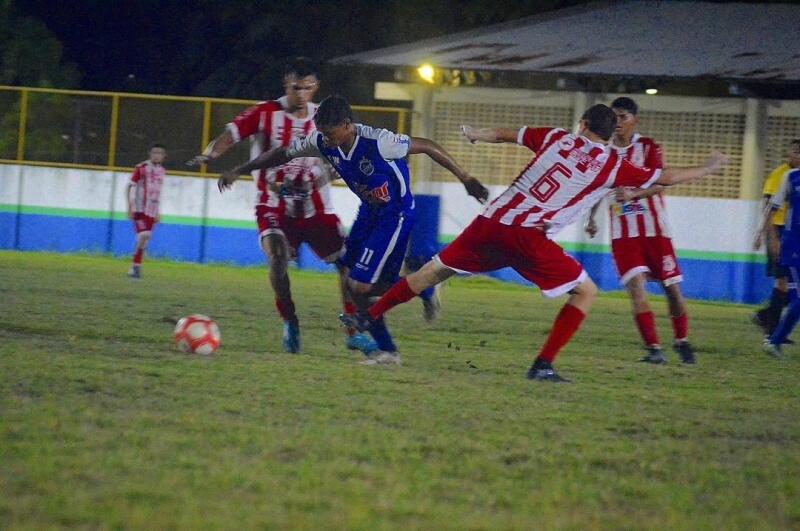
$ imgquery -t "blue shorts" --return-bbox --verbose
[780,234,800,268]
[343,210,414,285]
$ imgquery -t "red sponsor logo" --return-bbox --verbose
[368,182,391,203]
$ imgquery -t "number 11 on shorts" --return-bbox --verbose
[360,248,375,265]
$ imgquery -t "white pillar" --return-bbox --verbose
[410,85,435,193]
[740,97,767,200]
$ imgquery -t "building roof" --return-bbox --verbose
[332,1,800,82]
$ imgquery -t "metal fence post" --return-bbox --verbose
[106,95,121,253]
[14,89,29,250]
[199,99,212,262]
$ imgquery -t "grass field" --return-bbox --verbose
[1,251,799,529]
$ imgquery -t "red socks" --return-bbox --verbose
[133,249,143,265]
[275,297,297,324]
[635,311,660,347]
[343,301,357,336]
[536,304,586,363]
[672,314,688,342]
[368,278,417,320]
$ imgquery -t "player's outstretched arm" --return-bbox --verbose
[585,202,600,238]
[187,130,236,167]
[217,147,295,193]
[460,125,520,144]
[408,137,489,203]
[656,152,729,186]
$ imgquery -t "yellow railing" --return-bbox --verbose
[0,85,410,178]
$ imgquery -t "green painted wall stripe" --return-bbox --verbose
[0,203,766,264]
[0,203,255,229]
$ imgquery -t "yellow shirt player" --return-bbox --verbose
[753,139,800,336]
[762,163,790,227]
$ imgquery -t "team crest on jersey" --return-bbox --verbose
[662,255,676,273]
[359,157,375,176]
[558,137,576,151]
[330,155,340,166]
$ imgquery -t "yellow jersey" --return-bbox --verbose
[763,163,790,226]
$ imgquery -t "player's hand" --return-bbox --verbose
[462,176,489,204]
[127,207,134,220]
[704,151,729,174]
[186,154,212,168]
[753,233,763,251]
[217,170,238,193]
[460,125,479,144]
[585,217,598,238]
[614,187,635,203]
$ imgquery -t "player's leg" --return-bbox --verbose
[261,232,300,353]
[754,226,789,336]
[765,267,800,357]
[513,230,594,382]
[613,237,665,363]
[128,214,153,278]
[340,214,415,363]
[663,281,695,364]
[342,215,497,329]
[527,276,598,381]
[625,273,667,364]
[303,212,377,354]
[406,251,442,322]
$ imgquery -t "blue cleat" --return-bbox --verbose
[339,311,373,333]
[282,321,301,354]
[346,333,379,356]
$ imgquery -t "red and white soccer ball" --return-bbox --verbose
[173,314,220,355]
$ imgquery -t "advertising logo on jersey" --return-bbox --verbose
[619,201,647,216]
[359,157,375,176]
[367,182,390,203]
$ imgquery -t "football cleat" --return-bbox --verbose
[421,284,442,322]
[127,264,141,279]
[673,340,696,364]
[638,346,667,364]
[282,321,301,354]
[346,333,379,356]
[526,359,570,382]
[359,351,401,366]
[762,339,783,359]
[338,311,374,333]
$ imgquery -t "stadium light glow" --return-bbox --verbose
[645,88,658,95]
[417,64,436,83]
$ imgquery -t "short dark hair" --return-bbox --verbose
[581,104,617,141]
[315,95,353,128]
[611,96,638,115]
[285,57,319,79]
[150,143,166,151]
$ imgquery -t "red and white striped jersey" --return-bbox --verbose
[129,160,165,218]
[227,96,333,219]
[481,127,662,237]
[608,134,672,239]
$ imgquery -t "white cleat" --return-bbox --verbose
[762,339,783,359]
[359,351,402,366]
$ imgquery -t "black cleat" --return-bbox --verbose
[526,359,570,382]
[673,340,696,364]
[638,346,667,364]
[338,310,374,333]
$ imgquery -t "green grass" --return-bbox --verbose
[1,251,798,530]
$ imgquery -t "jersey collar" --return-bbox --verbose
[338,134,360,161]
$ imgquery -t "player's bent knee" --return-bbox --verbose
[347,279,373,296]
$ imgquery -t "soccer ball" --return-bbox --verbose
[174,314,220,355]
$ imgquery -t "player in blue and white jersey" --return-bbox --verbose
[759,166,800,357]
[218,95,488,364]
